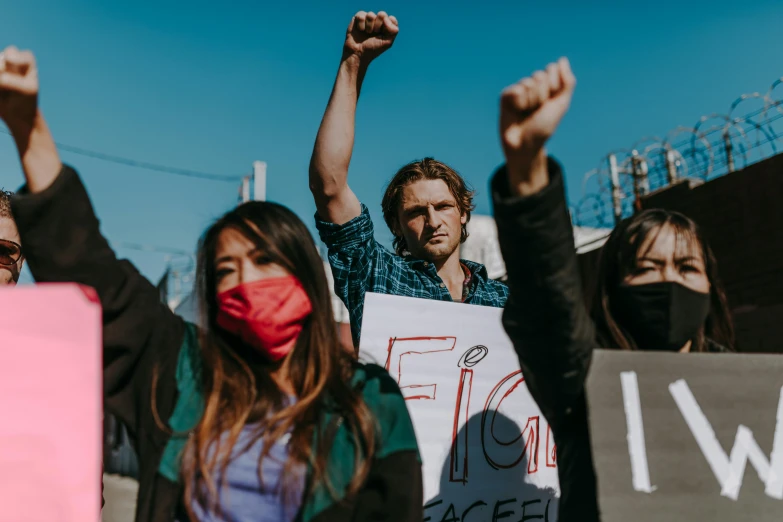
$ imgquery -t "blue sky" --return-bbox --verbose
[1,0,781,285]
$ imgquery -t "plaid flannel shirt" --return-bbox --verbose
[316,204,509,346]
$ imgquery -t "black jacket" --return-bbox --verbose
[12,165,423,522]
[491,160,599,522]
[491,161,728,522]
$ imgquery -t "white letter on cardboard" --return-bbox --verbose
[669,379,783,500]
[621,371,656,493]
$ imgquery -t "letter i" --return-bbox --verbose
[621,371,656,493]
[450,368,472,483]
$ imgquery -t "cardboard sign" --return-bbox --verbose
[587,349,783,521]
[359,293,560,522]
[0,285,102,521]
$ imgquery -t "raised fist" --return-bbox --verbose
[0,46,39,134]
[344,11,399,64]
[500,58,576,172]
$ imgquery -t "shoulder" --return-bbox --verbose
[480,270,509,302]
[351,363,404,404]
[463,260,507,289]
[463,260,509,302]
[486,278,509,293]
[352,363,420,459]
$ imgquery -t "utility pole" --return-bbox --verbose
[665,147,680,184]
[253,161,267,202]
[238,161,266,203]
[608,154,623,225]
[723,131,735,173]
[630,150,650,212]
[239,175,251,204]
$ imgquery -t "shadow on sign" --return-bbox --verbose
[424,411,558,522]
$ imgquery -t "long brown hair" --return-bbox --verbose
[381,158,475,255]
[181,201,376,518]
[590,208,735,352]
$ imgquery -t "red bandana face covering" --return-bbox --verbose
[215,276,313,361]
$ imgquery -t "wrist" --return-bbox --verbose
[7,109,44,148]
[506,148,549,197]
[337,52,369,91]
[340,51,367,72]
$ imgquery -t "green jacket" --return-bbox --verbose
[13,164,423,522]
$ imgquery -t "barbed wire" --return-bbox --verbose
[573,75,783,228]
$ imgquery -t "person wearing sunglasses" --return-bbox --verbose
[0,189,23,285]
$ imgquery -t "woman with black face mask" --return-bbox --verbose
[592,208,734,354]
[490,59,735,522]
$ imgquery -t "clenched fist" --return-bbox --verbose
[500,58,576,195]
[0,46,39,135]
[0,46,59,192]
[343,11,399,64]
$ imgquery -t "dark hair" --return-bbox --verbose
[181,201,376,518]
[381,158,475,256]
[590,208,735,352]
[0,189,13,218]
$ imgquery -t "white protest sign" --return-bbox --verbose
[359,293,560,521]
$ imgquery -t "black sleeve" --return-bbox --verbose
[490,159,596,430]
[353,451,423,522]
[313,451,423,522]
[11,165,186,438]
[350,365,423,522]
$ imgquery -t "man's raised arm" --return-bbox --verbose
[309,11,398,225]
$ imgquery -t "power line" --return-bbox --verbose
[113,241,193,258]
[0,128,245,183]
[113,242,195,272]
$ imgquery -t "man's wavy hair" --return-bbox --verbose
[0,190,13,219]
[381,158,475,256]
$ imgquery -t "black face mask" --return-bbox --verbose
[612,281,710,352]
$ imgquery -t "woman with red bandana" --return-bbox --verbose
[0,46,422,522]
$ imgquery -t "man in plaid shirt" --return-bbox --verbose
[311,11,508,347]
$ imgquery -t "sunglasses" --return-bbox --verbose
[0,239,22,266]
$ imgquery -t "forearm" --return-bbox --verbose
[9,110,62,194]
[492,162,595,423]
[309,55,366,205]
[507,147,549,197]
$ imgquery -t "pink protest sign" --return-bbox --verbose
[0,284,102,521]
